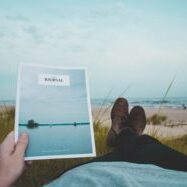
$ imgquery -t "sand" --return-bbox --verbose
[92,105,187,138]
[145,107,187,123]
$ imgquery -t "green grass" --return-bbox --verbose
[0,106,186,187]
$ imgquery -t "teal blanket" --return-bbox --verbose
[45,161,187,187]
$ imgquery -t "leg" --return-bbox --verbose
[115,128,187,172]
[115,128,139,162]
[115,103,187,172]
[134,134,187,172]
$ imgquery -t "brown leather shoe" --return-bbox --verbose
[107,98,129,147]
[128,106,146,135]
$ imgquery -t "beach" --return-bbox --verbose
[92,106,187,138]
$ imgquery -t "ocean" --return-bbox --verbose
[19,125,93,157]
[1,97,187,109]
[92,97,187,109]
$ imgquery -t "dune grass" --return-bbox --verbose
[147,113,167,125]
[0,105,187,187]
[147,73,176,125]
[157,73,177,114]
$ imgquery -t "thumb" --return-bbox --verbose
[15,133,29,157]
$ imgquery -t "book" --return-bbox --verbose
[15,64,96,160]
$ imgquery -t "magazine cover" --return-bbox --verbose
[15,64,96,160]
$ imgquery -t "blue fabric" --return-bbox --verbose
[44,162,187,187]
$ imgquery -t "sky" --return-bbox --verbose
[19,65,89,124]
[0,0,187,100]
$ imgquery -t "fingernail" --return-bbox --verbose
[21,133,28,140]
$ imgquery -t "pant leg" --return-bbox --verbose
[115,129,187,172]
[133,135,187,172]
[89,129,187,172]
[90,128,138,163]
[115,128,139,162]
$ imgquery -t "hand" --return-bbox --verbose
[0,131,30,187]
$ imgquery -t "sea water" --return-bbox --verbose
[92,97,187,108]
[19,125,93,157]
[1,97,187,108]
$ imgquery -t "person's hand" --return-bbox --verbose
[0,131,30,187]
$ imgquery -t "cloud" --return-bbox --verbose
[0,1,187,99]
[24,25,44,42]
[6,14,30,22]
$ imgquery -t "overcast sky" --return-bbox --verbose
[0,0,187,100]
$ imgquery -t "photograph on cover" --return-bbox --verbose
[15,64,95,160]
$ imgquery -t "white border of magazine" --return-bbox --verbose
[15,63,96,161]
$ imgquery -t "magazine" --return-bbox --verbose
[15,64,96,160]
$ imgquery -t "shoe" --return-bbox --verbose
[107,98,129,147]
[128,106,146,135]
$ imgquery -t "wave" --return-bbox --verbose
[92,97,187,109]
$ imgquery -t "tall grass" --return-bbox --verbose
[147,114,167,125]
[0,105,15,142]
[157,73,177,114]
[94,88,113,124]
[148,73,177,125]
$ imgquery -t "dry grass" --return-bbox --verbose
[0,106,15,142]
[147,113,167,125]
